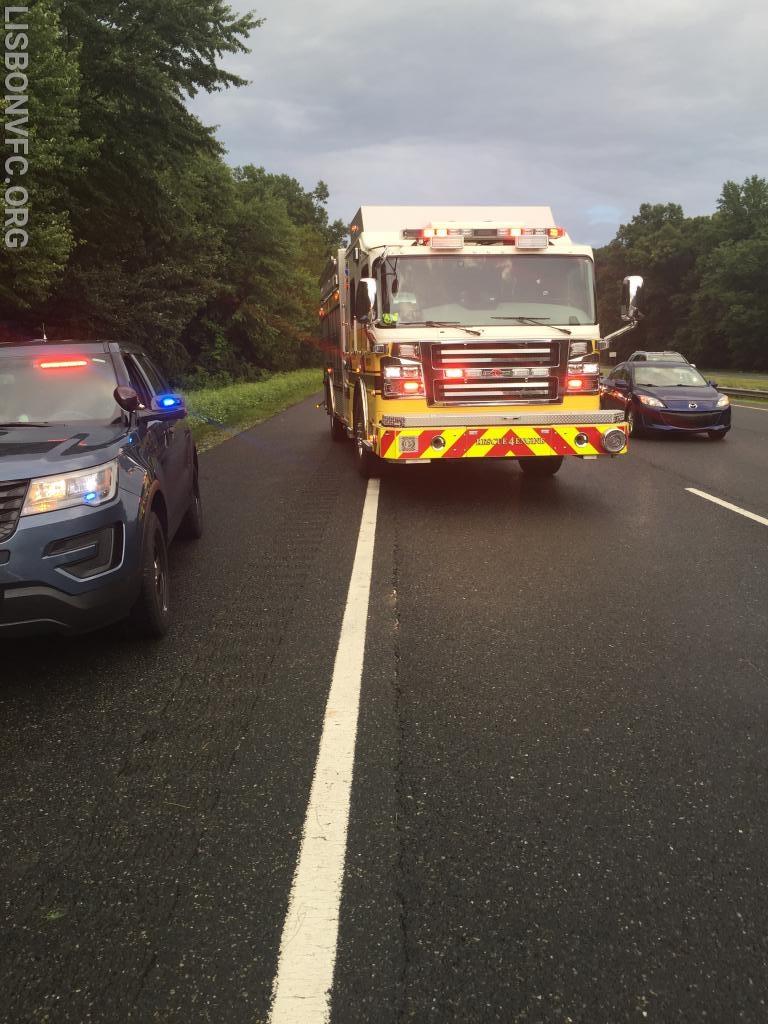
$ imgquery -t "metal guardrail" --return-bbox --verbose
[719,387,768,400]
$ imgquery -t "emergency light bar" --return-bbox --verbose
[36,357,90,370]
[402,225,565,247]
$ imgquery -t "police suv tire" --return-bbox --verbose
[128,512,171,638]
[518,455,563,477]
[178,470,204,540]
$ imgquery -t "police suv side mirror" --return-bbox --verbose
[621,275,644,322]
[114,385,141,413]
[355,277,377,322]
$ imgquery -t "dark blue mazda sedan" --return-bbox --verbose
[601,360,731,440]
[0,341,202,638]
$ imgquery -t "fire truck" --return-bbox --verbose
[319,206,643,477]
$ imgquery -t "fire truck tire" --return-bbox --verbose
[354,400,379,479]
[326,384,347,442]
[518,456,563,477]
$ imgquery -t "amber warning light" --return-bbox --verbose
[402,225,566,245]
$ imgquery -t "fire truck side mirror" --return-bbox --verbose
[621,275,644,322]
[355,277,377,322]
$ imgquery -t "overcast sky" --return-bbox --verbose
[191,0,768,247]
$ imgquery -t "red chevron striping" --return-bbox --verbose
[535,428,574,456]
[396,429,443,459]
[443,430,484,458]
[484,429,518,458]
[582,426,606,450]
[379,430,397,458]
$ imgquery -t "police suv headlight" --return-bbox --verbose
[21,460,119,517]
[716,394,730,408]
[637,394,665,408]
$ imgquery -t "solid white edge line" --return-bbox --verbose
[686,487,768,527]
[733,403,768,411]
[268,478,381,1024]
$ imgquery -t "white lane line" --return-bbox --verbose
[734,403,768,411]
[268,479,380,1024]
[686,487,768,527]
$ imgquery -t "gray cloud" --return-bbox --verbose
[191,0,768,245]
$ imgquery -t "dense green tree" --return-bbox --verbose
[181,169,342,378]
[596,179,768,370]
[0,0,92,317]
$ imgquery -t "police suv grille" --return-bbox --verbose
[0,479,28,542]
[429,341,561,406]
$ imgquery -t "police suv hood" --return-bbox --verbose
[634,384,722,410]
[0,423,128,480]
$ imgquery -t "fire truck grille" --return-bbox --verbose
[429,341,561,406]
[0,479,28,542]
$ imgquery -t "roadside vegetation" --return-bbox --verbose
[596,178,768,371]
[186,370,323,450]
[0,1,344,381]
[700,370,768,391]
[1,2,765,385]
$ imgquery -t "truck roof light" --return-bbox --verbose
[548,227,565,238]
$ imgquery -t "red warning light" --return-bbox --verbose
[37,358,90,370]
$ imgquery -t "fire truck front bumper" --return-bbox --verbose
[376,411,628,460]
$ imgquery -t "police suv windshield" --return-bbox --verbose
[379,255,596,327]
[0,352,121,424]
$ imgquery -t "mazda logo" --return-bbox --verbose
[688,402,698,409]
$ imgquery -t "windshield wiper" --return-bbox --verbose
[0,421,52,427]
[406,320,482,337]
[490,316,571,336]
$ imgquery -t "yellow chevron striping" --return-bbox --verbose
[510,426,559,457]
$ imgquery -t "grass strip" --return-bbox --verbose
[700,370,768,391]
[186,370,323,451]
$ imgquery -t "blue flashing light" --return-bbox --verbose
[159,395,181,408]
[83,491,98,504]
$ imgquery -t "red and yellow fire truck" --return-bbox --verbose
[319,206,643,477]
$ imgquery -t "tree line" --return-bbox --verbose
[596,176,768,370]
[1,1,344,383]
[3,4,765,378]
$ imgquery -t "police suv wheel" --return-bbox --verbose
[128,511,171,638]
[178,470,204,540]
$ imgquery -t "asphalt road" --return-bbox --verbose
[1,401,767,1023]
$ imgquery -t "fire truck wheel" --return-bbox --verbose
[354,408,379,478]
[518,456,563,477]
[325,383,347,442]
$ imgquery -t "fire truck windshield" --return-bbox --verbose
[380,255,596,327]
